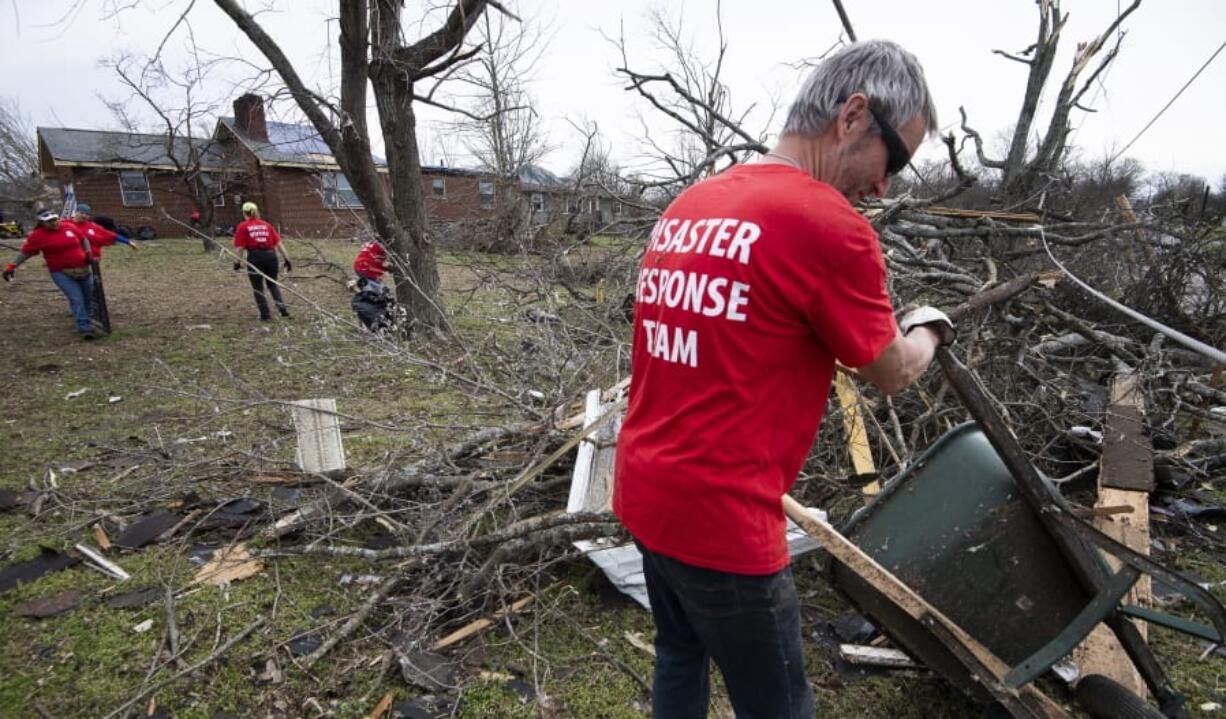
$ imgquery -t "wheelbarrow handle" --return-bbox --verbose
[1053,509,1226,643]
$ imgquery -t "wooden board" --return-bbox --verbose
[834,372,877,493]
[1072,373,1152,697]
[291,398,347,474]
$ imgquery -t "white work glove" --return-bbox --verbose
[899,306,956,346]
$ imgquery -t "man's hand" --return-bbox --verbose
[2,263,15,282]
[283,259,292,273]
[900,306,956,346]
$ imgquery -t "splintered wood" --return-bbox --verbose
[192,543,264,586]
[566,389,619,514]
[834,371,877,493]
[1072,372,1153,698]
[291,398,347,473]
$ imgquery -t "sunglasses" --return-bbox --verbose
[867,103,911,176]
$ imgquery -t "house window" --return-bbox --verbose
[118,171,153,207]
[431,178,446,197]
[478,180,495,209]
[322,171,363,208]
[566,197,579,214]
[587,197,600,214]
[531,192,544,212]
[614,201,624,216]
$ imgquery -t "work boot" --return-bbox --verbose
[278,307,291,318]
[82,333,95,341]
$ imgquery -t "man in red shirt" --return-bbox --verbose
[613,40,956,717]
[232,201,292,320]
[3,210,98,339]
[352,240,388,288]
[64,204,138,261]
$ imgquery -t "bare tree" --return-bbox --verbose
[448,11,552,176]
[612,3,769,198]
[960,0,1143,206]
[0,98,48,215]
[212,0,514,330]
[103,51,239,250]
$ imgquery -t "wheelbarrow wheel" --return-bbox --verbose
[1075,674,1163,719]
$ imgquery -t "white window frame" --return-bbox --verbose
[565,196,579,214]
[587,196,600,213]
[118,171,153,207]
[322,171,363,208]
[531,192,544,212]
[478,180,496,209]
[431,177,447,198]
[614,200,624,216]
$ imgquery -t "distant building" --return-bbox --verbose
[36,94,623,242]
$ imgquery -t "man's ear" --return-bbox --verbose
[836,93,872,140]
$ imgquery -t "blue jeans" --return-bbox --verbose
[50,271,95,333]
[637,541,816,718]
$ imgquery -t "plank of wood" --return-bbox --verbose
[430,594,537,651]
[834,373,877,493]
[1099,374,1153,491]
[782,495,1069,719]
[1072,372,1152,697]
[290,398,347,474]
[840,644,922,669]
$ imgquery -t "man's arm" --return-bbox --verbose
[856,326,940,395]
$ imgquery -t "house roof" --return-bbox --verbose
[38,127,229,171]
[518,164,565,190]
[218,117,387,169]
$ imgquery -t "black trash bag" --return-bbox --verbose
[352,281,394,332]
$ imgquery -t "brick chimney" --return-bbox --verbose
[233,94,268,142]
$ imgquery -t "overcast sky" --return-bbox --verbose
[6,0,1225,184]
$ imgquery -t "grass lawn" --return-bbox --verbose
[0,237,1223,717]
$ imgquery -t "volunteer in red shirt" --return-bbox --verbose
[65,203,138,261]
[613,40,956,718]
[3,210,99,339]
[232,201,292,320]
[353,240,388,289]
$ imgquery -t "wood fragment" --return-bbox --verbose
[1073,372,1152,698]
[92,524,112,551]
[74,543,130,581]
[839,644,923,669]
[834,372,877,493]
[363,691,394,719]
[431,594,537,651]
[191,543,264,586]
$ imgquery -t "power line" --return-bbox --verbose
[1110,37,1226,163]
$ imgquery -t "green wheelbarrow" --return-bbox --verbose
[787,349,1226,719]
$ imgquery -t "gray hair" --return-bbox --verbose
[782,39,937,138]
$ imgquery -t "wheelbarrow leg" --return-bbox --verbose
[1105,614,1188,718]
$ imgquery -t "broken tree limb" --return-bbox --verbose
[431,587,553,651]
[304,574,403,668]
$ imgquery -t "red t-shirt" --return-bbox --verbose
[64,219,119,260]
[353,241,387,281]
[20,225,90,273]
[233,218,281,250]
[613,164,898,575]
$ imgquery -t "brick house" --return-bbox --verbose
[36,94,561,242]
